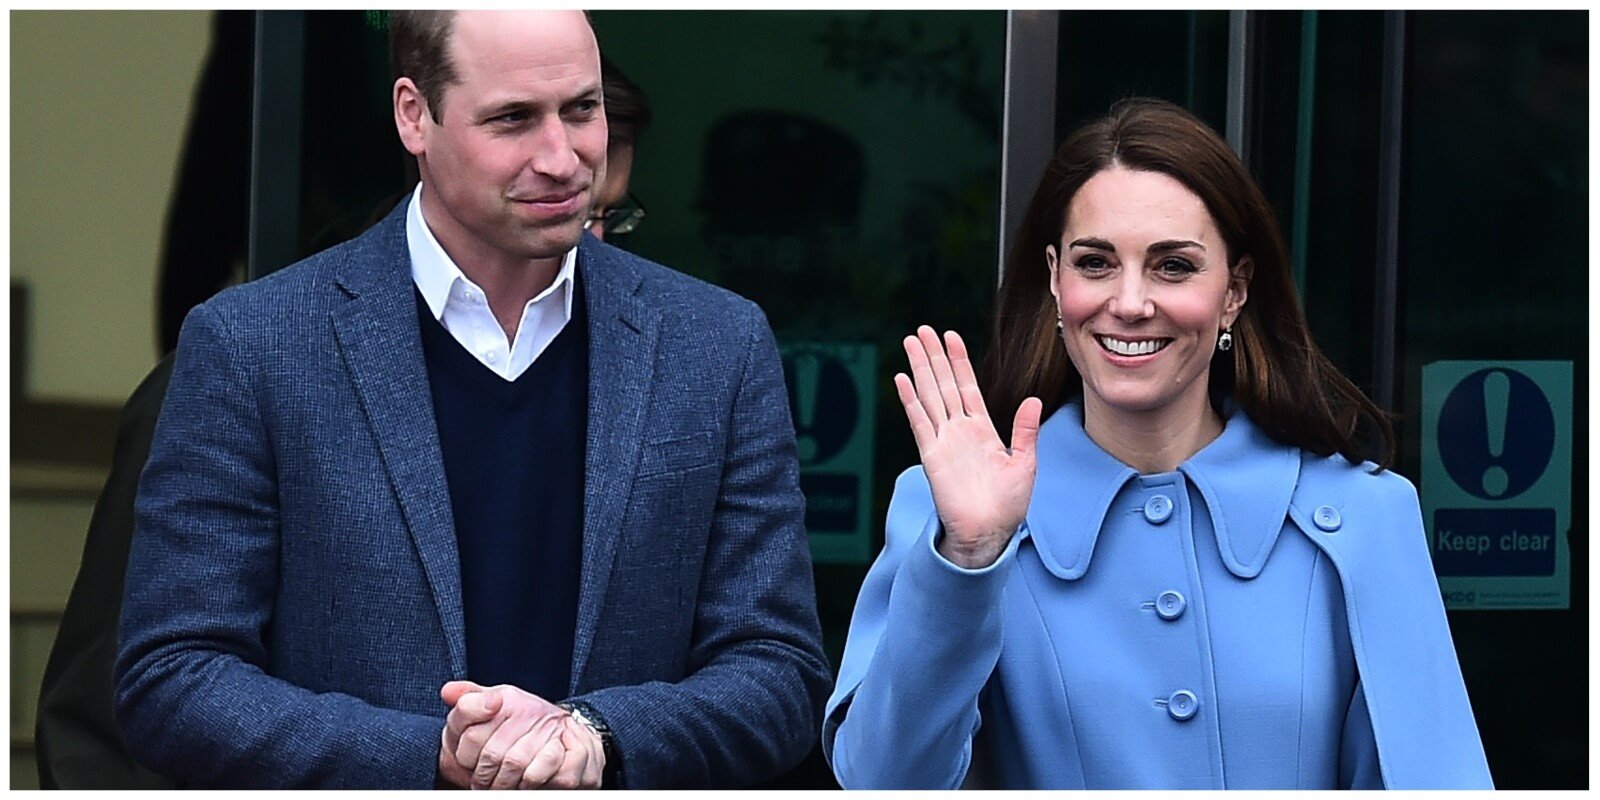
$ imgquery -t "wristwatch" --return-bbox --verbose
[558,700,617,766]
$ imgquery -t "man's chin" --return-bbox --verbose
[504,220,586,261]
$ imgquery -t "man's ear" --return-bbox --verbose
[1223,256,1252,327]
[394,77,429,157]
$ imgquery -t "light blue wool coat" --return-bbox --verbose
[824,403,1492,789]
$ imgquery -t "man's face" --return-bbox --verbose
[397,11,608,268]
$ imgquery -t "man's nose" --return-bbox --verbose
[1107,272,1155,320]
[528,119,581,181]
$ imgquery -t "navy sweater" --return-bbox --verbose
[416,279,587,701]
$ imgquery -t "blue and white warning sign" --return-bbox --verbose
[780,342,877,565]
[1421,360,1572,610]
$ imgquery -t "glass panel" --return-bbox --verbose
[590,10,1007,786]
[1054,11,1230,140]
[1246,10,1390,402]
[1399,10,1586,788]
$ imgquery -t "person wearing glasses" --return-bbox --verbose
[823,98,1492,789]
[587,55,649,241]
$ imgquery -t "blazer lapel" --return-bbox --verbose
[329,208,468,679]
[571,237,661,690]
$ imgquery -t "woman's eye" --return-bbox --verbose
[1075,256,1112,274]
[1156,257,1197,277]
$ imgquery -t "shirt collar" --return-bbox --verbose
[405,183,577,322]
[1025,402,1302,581]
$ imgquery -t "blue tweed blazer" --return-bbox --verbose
[114,204,830,788]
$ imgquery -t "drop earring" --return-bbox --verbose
[1217,327,1234,352]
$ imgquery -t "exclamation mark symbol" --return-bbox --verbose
[795,354,820,463]
[1481,370,1510,497]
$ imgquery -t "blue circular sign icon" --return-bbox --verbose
[1436,367,1555,500]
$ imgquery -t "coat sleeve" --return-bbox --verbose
[561,307,832,789]
[114,303,443,789]
[821,467,1024,789]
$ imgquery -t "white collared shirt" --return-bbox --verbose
[406,184,576,381]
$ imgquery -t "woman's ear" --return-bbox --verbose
[1223,256,1252,327]
[1045,245,1061,305]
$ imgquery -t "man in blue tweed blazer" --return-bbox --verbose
[114,10,829,789]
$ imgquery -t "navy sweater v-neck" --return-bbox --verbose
[416,277,588,701]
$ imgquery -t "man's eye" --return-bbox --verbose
[492,111,528,125]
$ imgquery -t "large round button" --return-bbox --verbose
[1155,590,1187,621]
[1313,505,1342,532]
[1143,494,1174,525]
[1167,690,1199,721]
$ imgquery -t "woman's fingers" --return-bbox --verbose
[1011,396,1043,462]
[917,326,965,421]
[902,333,948,427]
[943,330,989,419]
[894,373,935,454]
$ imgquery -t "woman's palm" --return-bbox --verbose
[895,327,1042,568]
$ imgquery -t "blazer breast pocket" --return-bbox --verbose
[635,431,716,478]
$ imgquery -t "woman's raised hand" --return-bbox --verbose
[894,326,1043,569]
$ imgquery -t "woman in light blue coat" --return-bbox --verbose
[823,98,1492,789]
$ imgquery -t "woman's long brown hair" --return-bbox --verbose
[979,97,1395,469]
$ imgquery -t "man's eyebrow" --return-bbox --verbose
[562,86,603,108]
[478,99,534,119]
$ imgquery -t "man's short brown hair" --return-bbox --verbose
[388,10,458,123]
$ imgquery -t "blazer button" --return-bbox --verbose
[1167,690,1199,721]
[1313,505,1342,532]
[1155,590,1187,621]
[1143,494,1174,525]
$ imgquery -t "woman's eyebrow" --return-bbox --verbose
[1067,237,1115,250]
[1147,239,1205,254]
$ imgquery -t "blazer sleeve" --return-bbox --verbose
[562,306,832,788]
[821,467,1024,789]
[113,303,442,789]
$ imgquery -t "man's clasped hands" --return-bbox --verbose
[438,681,606,790]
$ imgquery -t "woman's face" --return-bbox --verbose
[1046,165,1248,420]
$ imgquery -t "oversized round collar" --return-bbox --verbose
[1023,402,1302,581]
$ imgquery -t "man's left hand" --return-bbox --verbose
[439,681,605,789]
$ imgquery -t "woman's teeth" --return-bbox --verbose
[1097,336,1169,356]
